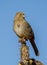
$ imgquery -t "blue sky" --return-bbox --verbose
[0,0,47,65]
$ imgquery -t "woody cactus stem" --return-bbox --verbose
[19,41,44,65]
[20,42,29,65]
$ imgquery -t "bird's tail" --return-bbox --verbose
[29,38,39,56]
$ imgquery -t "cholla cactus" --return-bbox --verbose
[18,42,44,65]
[20,42,29,65]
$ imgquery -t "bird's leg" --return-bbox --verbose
[18,38,22,42]
[18,37,26,43]
[22,37,26,42]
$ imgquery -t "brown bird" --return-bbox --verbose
[13,12,39,56]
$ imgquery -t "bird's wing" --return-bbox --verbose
[22,20,34,38]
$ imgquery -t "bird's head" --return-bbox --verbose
[14,12,25,20]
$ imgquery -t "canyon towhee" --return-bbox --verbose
[13,12,39,56]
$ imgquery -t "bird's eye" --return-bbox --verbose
[23,13,24,15]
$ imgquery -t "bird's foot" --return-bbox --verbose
[18,38,26,43]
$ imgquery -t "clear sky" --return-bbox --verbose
[0,0,47,65]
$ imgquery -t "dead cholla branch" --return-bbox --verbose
[19,59,44,65]
[19,41,44,65]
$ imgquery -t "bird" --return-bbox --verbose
[13,12,39,56]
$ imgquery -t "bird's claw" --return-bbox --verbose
[18,38,26,43]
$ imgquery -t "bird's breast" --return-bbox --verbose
[14,22,24,37]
